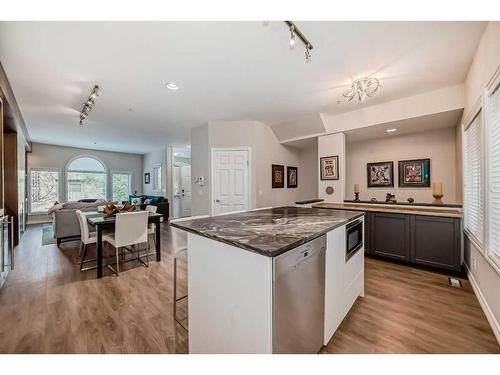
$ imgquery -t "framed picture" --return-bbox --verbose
[287,166,298,188]
[398,158,431,187]
[272,164,285,188]
[144,172,150,184]
[320,156,339,180]
[367,161,394,187]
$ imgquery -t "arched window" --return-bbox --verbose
[66,156,107,201]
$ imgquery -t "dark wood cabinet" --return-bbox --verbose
[364,211,462,272]
[371,212,411,262]
[411,215,461,271]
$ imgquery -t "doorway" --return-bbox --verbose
[211,148,250,216]
[171,147,191,219]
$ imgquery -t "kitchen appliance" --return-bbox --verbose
[346,219,363,262]
[273,235,326,354]
[0,214,14,288]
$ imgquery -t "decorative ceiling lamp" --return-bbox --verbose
[79,85,99,126]
[342,77,381,102]
[284,21,313,63]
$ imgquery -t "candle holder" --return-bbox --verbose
[432,182,444,205]
[354,192,360,201]
[432,193,444,205]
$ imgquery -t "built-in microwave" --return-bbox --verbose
[345,219,363,262]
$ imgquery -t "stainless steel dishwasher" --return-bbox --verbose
[273,235,326,354]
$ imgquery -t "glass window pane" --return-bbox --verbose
[67,171,106,201]
[112,173,131,203]
[67,156,105,172]
[30,170,60,213]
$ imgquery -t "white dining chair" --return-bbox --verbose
[145,205,158,253]
[103,211,149,276]
[75,210,99,272]
[170,214,209,330]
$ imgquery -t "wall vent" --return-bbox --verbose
[448,277,462,288]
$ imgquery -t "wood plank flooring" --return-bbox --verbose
[0,224,498,354]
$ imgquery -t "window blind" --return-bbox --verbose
[487,81,500,264]
[464,111,483,246]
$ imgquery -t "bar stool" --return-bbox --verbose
[170,214,209,330]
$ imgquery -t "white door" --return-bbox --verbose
[172,166,182,218]
[181,165,192,216]
[212,149,249,215]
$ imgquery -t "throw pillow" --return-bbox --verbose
[131,197,142,205]
[144,199,152,204]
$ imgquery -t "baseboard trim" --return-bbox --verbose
[466,263,500,345]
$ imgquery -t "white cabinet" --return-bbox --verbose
[324,220,365,345]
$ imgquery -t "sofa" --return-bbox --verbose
[50,200,113,246]
[127,195,169,220]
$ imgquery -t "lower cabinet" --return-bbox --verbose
[371,212,411,262]
[365,211,462,272]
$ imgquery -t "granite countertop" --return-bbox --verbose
[313,202,463,218]
[170,206,363,257]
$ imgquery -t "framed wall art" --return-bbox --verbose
[320,156,339,180]
[272,164,284,188]
[398,158,430,187]
[287,166,298,188]
[367,161,394,187]
[144,172,151,184]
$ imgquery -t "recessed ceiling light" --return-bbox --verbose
[386,128,397,133]
[166,82,179,91]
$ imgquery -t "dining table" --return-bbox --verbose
[86,211,163,278]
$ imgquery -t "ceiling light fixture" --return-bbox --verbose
[342,77,381,102]
[284,21,313,62]
[79,85,99,126]
[166,82,179,90]
[386,128,397,133]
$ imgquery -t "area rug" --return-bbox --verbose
[42,223,56,245]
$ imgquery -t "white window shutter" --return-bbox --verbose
[487,82,500,262]
[464,111,483,246]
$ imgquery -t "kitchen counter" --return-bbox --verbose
[174,206,365,353]
[170,206,364,257]
[312,202,463,218]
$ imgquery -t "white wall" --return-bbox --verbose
[318,133,345,203]
[462,22,500,344]
[191,124,210,216]
[28,142,143,209]
[190,120,309,215]
[345,127,460,204]
[142,148,167,196]
[297,139,318,201]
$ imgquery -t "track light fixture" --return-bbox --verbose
[289,25,296,49]
[79,85,99,126]
[284,21,313,62]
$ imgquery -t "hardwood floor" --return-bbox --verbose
[0,224,498,354]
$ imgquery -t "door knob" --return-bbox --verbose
[215,199,220,203]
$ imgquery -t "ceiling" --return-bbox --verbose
[0,21,486,154]
[344,109,464,143]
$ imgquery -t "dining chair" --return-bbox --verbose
[75,210,99,272]
[170,214,209,330]
[145,205,158,253]
[102,211,149,276]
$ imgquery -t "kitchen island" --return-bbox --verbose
[171,206,364,354]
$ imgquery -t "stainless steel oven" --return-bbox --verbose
[346,219,363,262]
